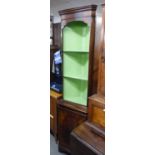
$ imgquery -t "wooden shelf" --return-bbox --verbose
[58,100,88,114]
[71,121,105,155]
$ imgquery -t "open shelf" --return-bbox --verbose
[62,21,91,106]
[63,77,88,106]
[64,51,89,53]
[64,75,87,81]
[63,21,90,52]
[63,52,89,80]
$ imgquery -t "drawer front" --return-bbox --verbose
[92,106,105,127]
[88,98,105,127]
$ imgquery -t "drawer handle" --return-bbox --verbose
[50,114,54,119]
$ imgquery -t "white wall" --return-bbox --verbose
[50,0,103,23]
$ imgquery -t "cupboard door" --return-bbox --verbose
[58,102,87,154]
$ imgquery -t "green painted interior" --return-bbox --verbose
[63,77,88,105]
[63,52,88,80]
[63,21,90,106]
[63,21,90,52]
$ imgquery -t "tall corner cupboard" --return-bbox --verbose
[57,5,97,154]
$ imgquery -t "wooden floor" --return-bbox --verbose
[50,134,66,155]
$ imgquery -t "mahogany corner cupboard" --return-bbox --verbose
[58,5,97,154]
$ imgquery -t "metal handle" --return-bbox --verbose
[50,114,54,119]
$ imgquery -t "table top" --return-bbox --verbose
[50,90,62,99]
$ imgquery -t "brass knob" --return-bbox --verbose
[50,114,54,119]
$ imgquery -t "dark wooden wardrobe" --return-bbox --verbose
[70,3,105,155]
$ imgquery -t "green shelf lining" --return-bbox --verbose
[63,51,89,53]
[63,21,90,52]
[63,52,89,80]
[63,75,88,81]
[62,21,90,106]
[63,77,88,106]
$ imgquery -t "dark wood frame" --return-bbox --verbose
[69,4,105,155]
[59,5,97,105]
[88,3,105,128]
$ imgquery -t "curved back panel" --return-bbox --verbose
[63,21,90,52]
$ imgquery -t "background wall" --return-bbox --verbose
[50,0,103,23]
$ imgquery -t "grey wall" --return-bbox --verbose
[50,0,103,23]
